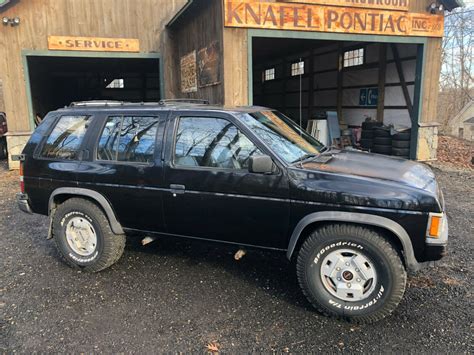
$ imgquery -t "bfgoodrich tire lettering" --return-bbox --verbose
[52,197,125,272]
[296,224,407,323]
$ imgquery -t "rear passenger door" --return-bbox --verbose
[77,112,167,232]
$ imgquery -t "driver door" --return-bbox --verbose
[162,112,290,249]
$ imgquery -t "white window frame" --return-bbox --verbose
[343,48,365,68]
[291,61,305,76]
[263,68,275,82]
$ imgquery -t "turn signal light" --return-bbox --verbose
[428,215,442,238]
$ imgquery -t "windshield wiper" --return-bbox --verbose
[291,153,320,165]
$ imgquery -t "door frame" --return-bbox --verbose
[21,50,163,132]
[246,29,428,160]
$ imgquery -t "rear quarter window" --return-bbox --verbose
[97,115,159,163]
[40,115,91,160]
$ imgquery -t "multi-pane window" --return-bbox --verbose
[263,68,275,82]
[174,117,262,170]
[97,116,159,163]
[41,115,91,160]
[291,61,304,76]
[106,78,124,89]
[343,48,364,67]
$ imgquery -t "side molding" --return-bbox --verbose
[286,211,421,272]
[49,187,125,235]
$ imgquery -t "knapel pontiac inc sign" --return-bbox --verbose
[224,0,444,38]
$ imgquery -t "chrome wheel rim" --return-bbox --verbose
[320,248,377,302]
[65,217,97,256]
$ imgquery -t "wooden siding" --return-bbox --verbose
[170,1,225,105]
[0,0,187,132]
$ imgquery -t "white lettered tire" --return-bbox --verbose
[52,198,126,272]
[296,224,407,323]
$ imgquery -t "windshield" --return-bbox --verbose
[240,110,325,164]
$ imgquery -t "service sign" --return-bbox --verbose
[224,0,444,37]
[48,36,140,52]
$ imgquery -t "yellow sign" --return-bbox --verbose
[48,36,140,52]
[281,0,409,12]
[224,0,444,37]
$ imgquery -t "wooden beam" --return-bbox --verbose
[391,43,414,121]
[308,47,315,119]
[377,43,387,123]
[336,43,343,124]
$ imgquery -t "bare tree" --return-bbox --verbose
[438,5,474,132]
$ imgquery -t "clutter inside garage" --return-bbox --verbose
[252,37,418,159]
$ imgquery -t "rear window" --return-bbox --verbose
[40,115,91,160]
[97,115,159,163]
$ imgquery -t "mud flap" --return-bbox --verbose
[47,208,56,239]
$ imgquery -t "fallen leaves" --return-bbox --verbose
[408,275,436,289]
[437,135,473,170]
[206,341,220,353]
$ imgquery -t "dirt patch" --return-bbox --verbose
[1,163,472,353]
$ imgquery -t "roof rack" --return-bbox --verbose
[69,100,130,107]
[158,99,209,105]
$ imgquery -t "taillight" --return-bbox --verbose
[19,161,25,193]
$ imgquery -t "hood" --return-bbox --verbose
[288,149,442,212]
[302,149,437,194]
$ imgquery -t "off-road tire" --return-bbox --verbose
[296,224,407,324]
[52,198,126,272]
[361,130,374,139]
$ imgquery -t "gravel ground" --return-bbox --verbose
[0,161,472,353]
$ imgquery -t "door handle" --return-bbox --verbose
[170,184,185,195]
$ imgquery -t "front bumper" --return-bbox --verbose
[17,193,33,214]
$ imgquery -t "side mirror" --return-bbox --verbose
[249,155,275,174]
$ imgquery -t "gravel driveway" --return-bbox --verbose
[1,161,472,353]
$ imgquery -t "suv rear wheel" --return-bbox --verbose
[52,198,126,272]
[296,224,406,323]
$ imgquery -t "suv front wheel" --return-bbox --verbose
[52,197,126,272]
[296,224,407,323]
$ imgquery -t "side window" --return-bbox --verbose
[97,115,159,163]
[174,116,262,170]
[41,115,91,160]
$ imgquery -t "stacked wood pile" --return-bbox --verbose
[437,135,473,170]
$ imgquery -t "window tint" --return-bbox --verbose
[97,116,159,163]
[174,117,262,170]
[41,115,91,160]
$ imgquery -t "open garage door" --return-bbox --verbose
[26,56,161,121]
[251,37,420,159]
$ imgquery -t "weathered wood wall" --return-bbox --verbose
[0,0,187,132]
[169,1,225,105]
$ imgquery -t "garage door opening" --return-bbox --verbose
[26,56,161,121]
[252,37,421,158]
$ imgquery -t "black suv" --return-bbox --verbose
[16,100,448,323]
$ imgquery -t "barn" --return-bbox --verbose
[0,0,462,167]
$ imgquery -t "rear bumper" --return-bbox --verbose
[17,193,33,214]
